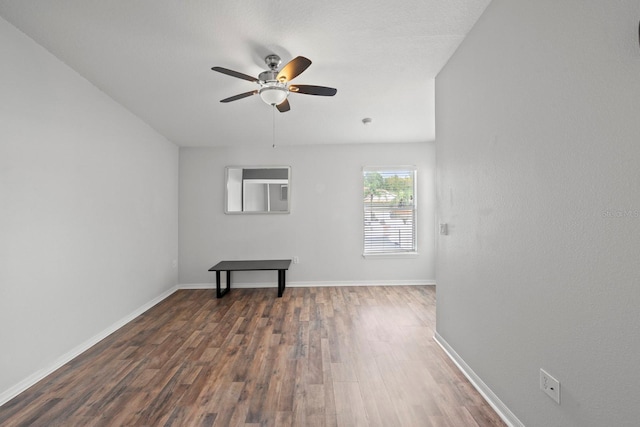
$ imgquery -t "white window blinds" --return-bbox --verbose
[363,167,417,255]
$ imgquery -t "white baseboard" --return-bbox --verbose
[0,285,179,407]
[179,279,435,290]
[433,332,524,427]
[290,279,435,287]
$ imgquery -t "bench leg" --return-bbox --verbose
[216,271,221,298]
[216,270,231,298]
[278,269,286,297]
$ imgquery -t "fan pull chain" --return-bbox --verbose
[272,105,276,148]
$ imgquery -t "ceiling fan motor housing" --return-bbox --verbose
[258,69,279,83]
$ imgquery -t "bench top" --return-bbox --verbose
[209,259,292,272]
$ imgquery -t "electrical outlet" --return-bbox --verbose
[540,369,560,404]
[293,256,299,264]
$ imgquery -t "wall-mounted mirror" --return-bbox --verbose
[225,166,291,214]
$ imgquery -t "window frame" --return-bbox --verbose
[362,166,418,257]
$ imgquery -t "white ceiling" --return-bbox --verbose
[0,0,491,148]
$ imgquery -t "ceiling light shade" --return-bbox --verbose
[259,86,288,106]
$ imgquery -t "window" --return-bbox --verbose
[363,166,417,255]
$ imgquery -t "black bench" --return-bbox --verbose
[208,259,292,298]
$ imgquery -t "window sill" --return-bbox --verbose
[362,252,419,259]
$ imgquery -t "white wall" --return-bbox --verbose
[179,142,435,286]
[0,17,179,399]
[436,1,640,425]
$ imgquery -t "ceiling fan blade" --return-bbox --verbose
[276,56,312,82]
[276,98,291,113]
[220,90,258,103]
[289,85,337,96]
[211,67,258,83]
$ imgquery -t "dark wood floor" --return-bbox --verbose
[0,286,505,426]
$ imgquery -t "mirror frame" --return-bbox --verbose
[224,166,291,214]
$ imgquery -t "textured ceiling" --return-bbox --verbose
[0,0,491,147]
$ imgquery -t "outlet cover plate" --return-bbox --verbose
[540,368,560,404]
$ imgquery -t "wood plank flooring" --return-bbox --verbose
[0,286,505,426]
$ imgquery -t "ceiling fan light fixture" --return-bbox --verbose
[259,85,288,106]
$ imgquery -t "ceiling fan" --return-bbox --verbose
[211,54,337,112]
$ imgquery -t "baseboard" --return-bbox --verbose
[179,279,435,290]
[290,279,435,287]
[433,332,524,427]
[0,285,180,407]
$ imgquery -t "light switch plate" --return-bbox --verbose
[439,223,448,235]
